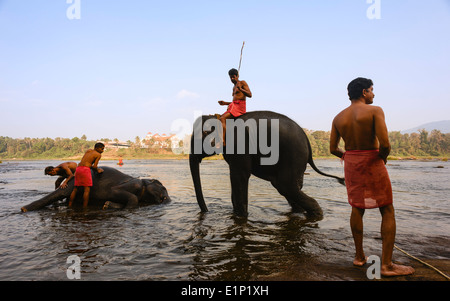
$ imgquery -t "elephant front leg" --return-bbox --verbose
[110,188,139,209]
[229,168,251,217]
[108,179,143,209]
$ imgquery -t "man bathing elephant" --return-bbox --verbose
[44,161,77,189]
[21,166,170,212]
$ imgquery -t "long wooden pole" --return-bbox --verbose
[238,41,245,73]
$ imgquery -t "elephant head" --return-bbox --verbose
[189,115,221,213]
[140,179,171,204]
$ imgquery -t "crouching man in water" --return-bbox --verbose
[330,77,414,277]
[44,162,77,189]
[69,142,105,208]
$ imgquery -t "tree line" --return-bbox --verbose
[0,129,448,160]
[305,129,449,158]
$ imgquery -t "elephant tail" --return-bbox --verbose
[306,135,345,186]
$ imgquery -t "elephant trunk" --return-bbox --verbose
[189,154,208,212]
[21,184,73,212]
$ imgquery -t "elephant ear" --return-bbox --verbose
[148,179,162,186]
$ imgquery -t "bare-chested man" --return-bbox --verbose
[330,77,414,277]
[69,142,105,208]
[45,162,77,189]
[218,68,252,146]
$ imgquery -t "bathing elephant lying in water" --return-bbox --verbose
[21,166,170,212]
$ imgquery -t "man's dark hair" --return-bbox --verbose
[94,142,105,149]
[228,68,239,76]
[347,77,373,100]
[44,166,54,175]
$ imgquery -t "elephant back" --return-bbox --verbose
[91,166,134,189]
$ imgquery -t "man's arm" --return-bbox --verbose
[218,100,232,106]
[374,107,391,164]
[59,165,74,189]
[237,81,252,98]
[330,121,344,159]
[91,154,103,173]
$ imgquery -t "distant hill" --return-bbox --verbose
[401,120,450,134]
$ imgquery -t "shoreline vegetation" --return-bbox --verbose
[1,128,448,162]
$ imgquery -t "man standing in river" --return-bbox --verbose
[330,77,414,277]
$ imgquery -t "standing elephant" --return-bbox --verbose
[189,111,344,218]
[21,166,170,212]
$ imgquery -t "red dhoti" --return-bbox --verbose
[343,150,393,209]
[224,99,246,117]
[74,166,93,187]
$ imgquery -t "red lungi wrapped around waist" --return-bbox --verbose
[343,150,392,209]
[224,99,246,117]
[74,166,93,187]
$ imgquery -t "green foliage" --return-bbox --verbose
[0,136,100,159]
[305,129,449,157]
[0,129,449,160]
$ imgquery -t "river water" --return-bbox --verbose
[0,159,448,281]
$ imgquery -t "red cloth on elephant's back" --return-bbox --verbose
[343,150,393,209]
[224,99,246,117]
[74,166,92,187]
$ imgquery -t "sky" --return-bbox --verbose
[1,0,449,142]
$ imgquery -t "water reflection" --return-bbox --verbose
[184,209,323,280]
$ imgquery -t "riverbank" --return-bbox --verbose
[256,254,450,281]
[1,155,448,162]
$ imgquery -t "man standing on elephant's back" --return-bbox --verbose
[330,77,414,277]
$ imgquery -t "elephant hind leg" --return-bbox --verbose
[274,181,323,219]
[295,190,323,219]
